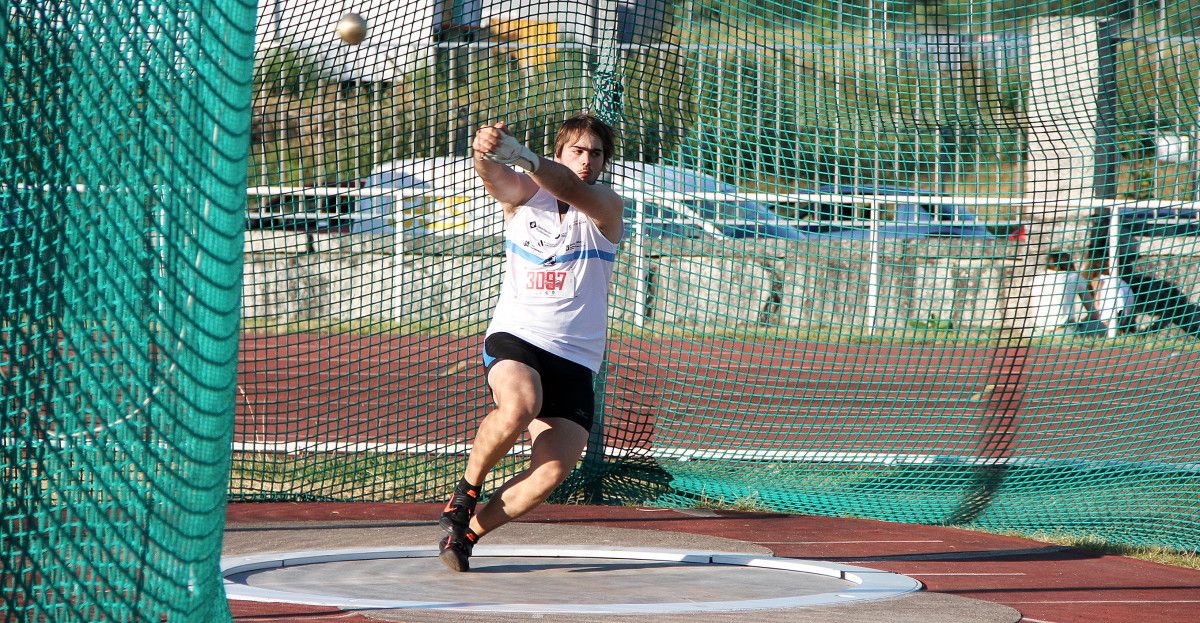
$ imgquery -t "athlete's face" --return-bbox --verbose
[556,131,606,184]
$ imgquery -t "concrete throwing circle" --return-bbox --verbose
[222,545,922,614]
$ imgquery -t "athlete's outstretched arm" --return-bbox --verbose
[474,122,623,241]
[473,122,538,214]
[528,158,624,242]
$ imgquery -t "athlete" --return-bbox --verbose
[438,113,624,572]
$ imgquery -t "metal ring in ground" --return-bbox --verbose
[222,545,922,615]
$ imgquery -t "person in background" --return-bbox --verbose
[1082,259,1135,336]
[1028,249,1102,335]
[1106,237,1200,339]
[1122,270,1200,339]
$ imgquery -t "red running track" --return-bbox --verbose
[231,334,1200,621]
[226,502,1200,623]
[237,332,1200,463]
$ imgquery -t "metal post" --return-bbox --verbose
[1093,20,1120,203]
[632,193,648,327]
[1093,17,1122,338]
[867,197,881,334]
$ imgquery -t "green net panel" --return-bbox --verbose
[234,0,1200,555]
[2,1,253,621]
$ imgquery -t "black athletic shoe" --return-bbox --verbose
[439,485,478,534]
[438,528,477,572]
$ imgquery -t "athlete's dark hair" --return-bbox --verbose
[553,113,616,163]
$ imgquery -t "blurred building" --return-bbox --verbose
[255,0,674,82]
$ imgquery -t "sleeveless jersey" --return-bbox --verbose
[486,188,619,372]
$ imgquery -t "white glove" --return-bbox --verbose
[483,133,540,173]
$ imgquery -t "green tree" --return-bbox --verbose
[253,40,322,98]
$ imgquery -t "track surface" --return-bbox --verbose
[226,502,1200,623]
[237,332,1200,460]
[231,333,1200,621]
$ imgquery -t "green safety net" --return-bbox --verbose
[236,0,1200,555]
[10,1,1200,619]
[228,0,1200,556]
[1,1,253,622]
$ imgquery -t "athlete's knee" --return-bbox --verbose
[488,363,542,418]
[489,400,539,432]
[528,460,575,492]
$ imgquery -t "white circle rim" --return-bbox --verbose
[223,545,922,614]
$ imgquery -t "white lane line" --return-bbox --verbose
[1009,600,1200,604]
[907,576,1022,580]
[754,540,944,544]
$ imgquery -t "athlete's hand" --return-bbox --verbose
[474,123,540,173]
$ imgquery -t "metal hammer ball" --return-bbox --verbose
[336,13,367,45]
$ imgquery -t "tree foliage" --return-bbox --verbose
[253,40,322,97]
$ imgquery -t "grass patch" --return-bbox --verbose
[228,452,527,502]
[989,530,1200,570]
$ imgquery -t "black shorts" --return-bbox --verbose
[482,332,595,431]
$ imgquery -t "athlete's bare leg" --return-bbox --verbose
[462,360,543,486]
[469,416,589,538]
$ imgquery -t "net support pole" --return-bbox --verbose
[583,0,622,505]
[1192,126,1200,201]
[1094,17,1122,338]
[867,197,881,334]
[1092,19,1120,203]
[630,190,649,327]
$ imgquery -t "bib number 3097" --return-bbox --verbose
[523,270,575,299]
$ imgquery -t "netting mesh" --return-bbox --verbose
[2,1,252,621]
[7,0,1200,619]
[236,1,1200,552]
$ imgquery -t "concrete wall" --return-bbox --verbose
[242,232,1021,331]
[244,231,1200,333]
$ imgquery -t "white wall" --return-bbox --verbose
[1025,17,1100,217]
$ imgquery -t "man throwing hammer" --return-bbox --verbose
[438,113,624,572]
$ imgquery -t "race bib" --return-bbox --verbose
[522,269,576,299]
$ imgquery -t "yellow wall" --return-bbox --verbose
[487,18,559,68]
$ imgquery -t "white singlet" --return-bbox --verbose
[486,188,619,373]
[1029,270,1090,332]
[1093,274,1134,327]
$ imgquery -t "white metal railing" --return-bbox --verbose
[244,185,1200,331]
[246,185,1200,221]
